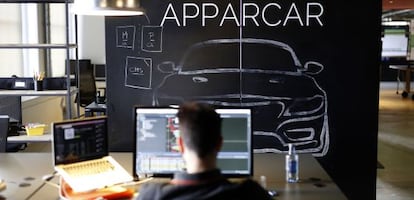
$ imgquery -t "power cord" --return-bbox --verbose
[119,177,154,187]
[24,171,58,200]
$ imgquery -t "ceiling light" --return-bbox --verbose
[74,0,145,16]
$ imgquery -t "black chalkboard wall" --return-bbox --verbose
[105,0,380,199]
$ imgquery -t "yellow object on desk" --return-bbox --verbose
[26,124,46,136]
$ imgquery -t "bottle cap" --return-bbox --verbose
[288,143,296,154]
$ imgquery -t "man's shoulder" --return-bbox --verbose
[136,182,168,200]
[136,179,271,200]
[220,179,271,200]
[239,178,264,188]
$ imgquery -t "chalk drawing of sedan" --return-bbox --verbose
[153,38,329,157]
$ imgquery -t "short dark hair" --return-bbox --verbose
[177,102,222,158]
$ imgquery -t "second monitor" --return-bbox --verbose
[133,107,252,178]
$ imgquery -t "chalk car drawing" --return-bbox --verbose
[153,38,329,156]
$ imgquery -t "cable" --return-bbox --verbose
[119,177,154,187]
[42,172,57,182]
[24,171,57,200]
[24,182,46,200]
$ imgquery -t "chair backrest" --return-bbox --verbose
[72,59,97,107]
[0,115,10,152]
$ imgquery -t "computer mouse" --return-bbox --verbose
[268,189,278,197]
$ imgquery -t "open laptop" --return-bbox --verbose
[52,116,133,192]
[133,107,253,179]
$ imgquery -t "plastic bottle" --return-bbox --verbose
[285,143,299,183]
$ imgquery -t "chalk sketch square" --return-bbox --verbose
[116,25,136,50]
[125,56,152,89]
[141,26,163,52]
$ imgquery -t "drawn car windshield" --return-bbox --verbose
[180,42,299,72]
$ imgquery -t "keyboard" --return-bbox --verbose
[62,159,115,177]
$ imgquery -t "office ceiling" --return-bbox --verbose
[383,0,414,21]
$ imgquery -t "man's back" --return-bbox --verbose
[137,170,271,200]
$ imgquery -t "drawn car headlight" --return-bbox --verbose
[192,76,208,83]
[283,95,324,117]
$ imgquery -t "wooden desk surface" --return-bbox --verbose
[0,153,346,199]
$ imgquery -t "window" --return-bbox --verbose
[0,3,75,78]
[0,4,23,77]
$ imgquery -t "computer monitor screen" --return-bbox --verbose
[381,24,409,58]
[52,117,108,165]
[133,107,252,178]
[0,96,22,123]
[94,64,106,81]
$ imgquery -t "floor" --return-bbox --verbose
[21,82,414,199]
[377,82,414,200]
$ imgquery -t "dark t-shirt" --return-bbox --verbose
[136,169,272,200]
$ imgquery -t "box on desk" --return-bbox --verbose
[25,124,46,136]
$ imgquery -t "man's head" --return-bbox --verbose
[177,102,222,159]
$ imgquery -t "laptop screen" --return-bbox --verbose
[52,117,108,165]
[133,107,252,178]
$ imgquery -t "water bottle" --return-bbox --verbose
[285,144,299,183]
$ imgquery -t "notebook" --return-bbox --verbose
[52,116,133,192]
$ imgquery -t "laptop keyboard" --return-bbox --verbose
[62,160,115,177]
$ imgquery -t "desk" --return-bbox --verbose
[0,90,72,96]
[7,133,51,143]
[389,65,414,99]
[84,102,106,117]
[0,153,346,199]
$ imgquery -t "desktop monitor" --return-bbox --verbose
[94,64,106,81]
[0,96,22,123]
[381,23,409,58]
[133,107,252,178]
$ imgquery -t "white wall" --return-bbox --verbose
[22,97,64,133]
[22,96,85,130]
[78,15,106,64]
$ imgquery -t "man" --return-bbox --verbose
[137,102,272,200]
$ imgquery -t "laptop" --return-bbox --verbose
[133,107,253,179]
[52,116,133,192]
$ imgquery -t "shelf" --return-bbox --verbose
[8,133,51,143]
[0,0,78,119]
[0,0,73,3]
[0,43,77,49]
[0,88,77,96]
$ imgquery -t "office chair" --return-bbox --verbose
[72,59,97,107]
[0,115,25,152]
